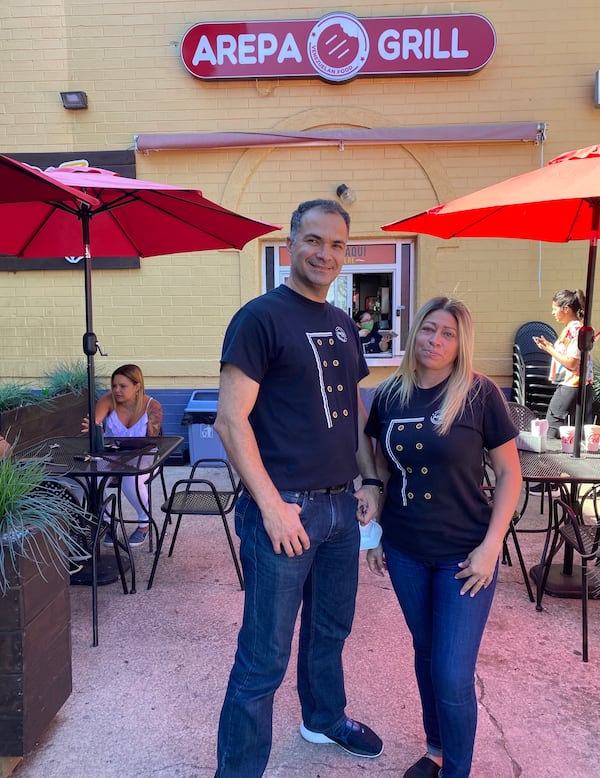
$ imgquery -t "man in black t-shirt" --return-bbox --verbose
[213,200,384,778]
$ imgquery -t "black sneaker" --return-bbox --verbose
[529,483,560,497]
[300,717,383,758]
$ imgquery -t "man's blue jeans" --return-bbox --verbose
[383,542,498,778]
[215,486,360,778]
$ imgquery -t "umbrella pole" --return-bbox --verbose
[573,200,600,457]
[80,205,98,454]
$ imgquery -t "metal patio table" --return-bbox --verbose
[518,440,600,609]
[18,435,183,644]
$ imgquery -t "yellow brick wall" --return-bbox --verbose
[1,1,599,389]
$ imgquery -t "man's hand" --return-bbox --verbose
[261,500,310,557]
[354,483,380,526]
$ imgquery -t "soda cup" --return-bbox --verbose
[531,419,549,437]
[559,425,575,454]
[584,424,600,452]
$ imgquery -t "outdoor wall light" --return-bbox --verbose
[336,183,357,205]
[60,91,88,110]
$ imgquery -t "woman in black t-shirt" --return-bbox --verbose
[365,297,521,778]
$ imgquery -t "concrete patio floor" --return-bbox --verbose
[5,465,600,778]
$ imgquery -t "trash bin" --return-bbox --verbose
[182,389,227,465]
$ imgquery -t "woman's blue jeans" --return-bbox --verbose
[383,542,498,778]
[215,486,360,778]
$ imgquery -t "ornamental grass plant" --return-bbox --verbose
[0,454,90,593]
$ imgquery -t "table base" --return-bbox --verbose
[530,563,600,600]
[70,555,130,587]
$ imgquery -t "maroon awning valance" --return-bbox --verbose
[135,123,546,152]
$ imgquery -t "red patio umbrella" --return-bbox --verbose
[0,153,99,207]
[0,163,281,452]
[382,144,600,456]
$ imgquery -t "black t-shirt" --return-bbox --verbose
[221,284,369,490]
[365,375,517,560]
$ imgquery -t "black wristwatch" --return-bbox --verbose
[361,478,384,493]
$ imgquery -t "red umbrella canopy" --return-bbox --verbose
[0,166,280,258]
[0,153,98,207]
[382,144,600,458]
[0,162,280,454]
[382,145,600,241]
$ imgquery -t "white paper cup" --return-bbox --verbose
[584,424,600,452]
[559,425,576,453]
[531,419,549,437]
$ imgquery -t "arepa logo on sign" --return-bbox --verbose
[306,14,370,82]
[180,13,496,83]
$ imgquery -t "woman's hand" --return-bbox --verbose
[379,335,391,351]
[366,543,386,577]
[81,415,90,433]
[455,543,499,597]
[533,335,551,353]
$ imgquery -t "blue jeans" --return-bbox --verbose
[383,542,498,778]
[215,486,360,778]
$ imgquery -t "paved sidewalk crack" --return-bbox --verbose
[476,672,523,777]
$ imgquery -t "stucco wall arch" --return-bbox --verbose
[219,107,455,213]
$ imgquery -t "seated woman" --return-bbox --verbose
[83,364,163,546]
[354,310,392,354]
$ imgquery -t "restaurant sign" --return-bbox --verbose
[181,13,496,83]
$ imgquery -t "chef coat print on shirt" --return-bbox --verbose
[384,409,441,507]
[306,327,351,429]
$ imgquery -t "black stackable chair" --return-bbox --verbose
[484,400,564,603]
[512,321,557,416]
[147,458,244,591]
[482,403,535,602]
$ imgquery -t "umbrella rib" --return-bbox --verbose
[568,199,591,242]
[443,205,507,238]
[88,190,140,215]
[12,200,80,256]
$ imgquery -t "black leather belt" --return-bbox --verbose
[309,483,349,495]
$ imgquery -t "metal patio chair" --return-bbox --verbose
[540,498,600,662]
[147,458,244,591]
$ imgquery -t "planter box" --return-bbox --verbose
[1,391,88,455]
[0,549,72,756]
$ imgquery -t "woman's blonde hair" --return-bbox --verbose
[110,363,146,416]
[378,297,478,435]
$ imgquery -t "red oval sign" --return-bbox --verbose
[181,13,496,83]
